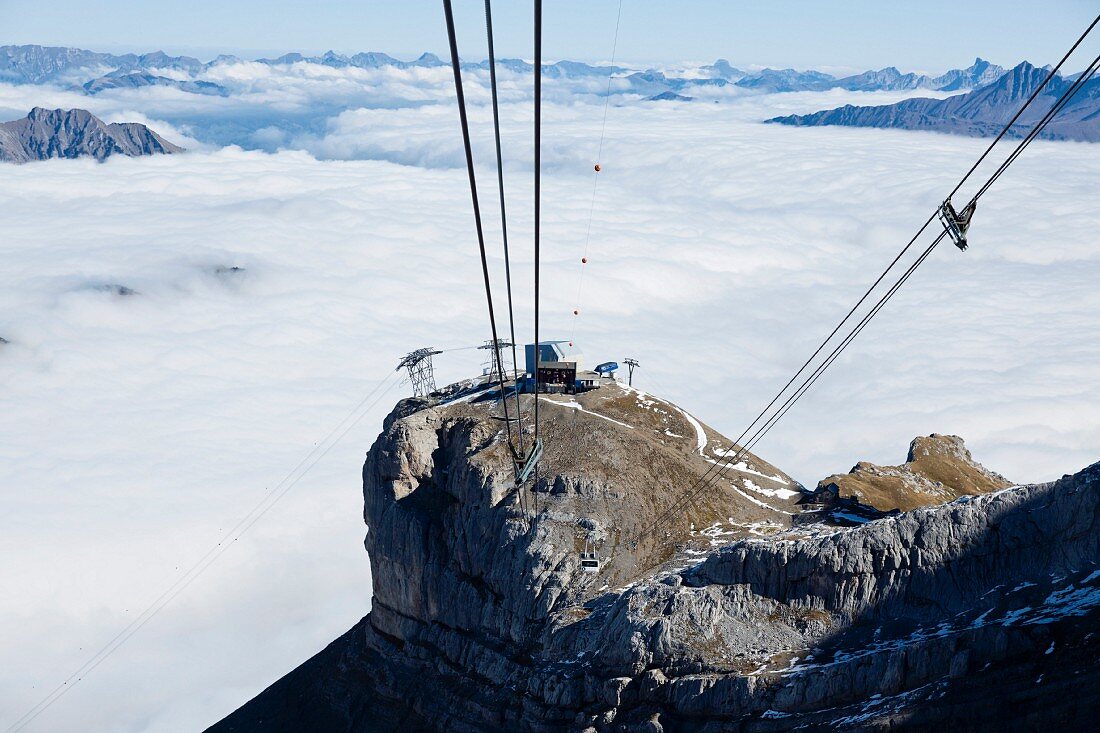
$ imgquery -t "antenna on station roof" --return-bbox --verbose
[623,358,640,387]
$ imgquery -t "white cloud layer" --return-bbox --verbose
[0,70,1098,733]
[0,57,956,156]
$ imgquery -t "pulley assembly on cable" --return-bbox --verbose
[938,198,977,251]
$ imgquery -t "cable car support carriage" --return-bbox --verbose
[938,198,977,251]
[514,439,543,486]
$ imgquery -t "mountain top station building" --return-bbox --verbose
[522,341,603,394]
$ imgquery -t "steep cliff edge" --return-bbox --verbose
[208,380,1100,732]
[816,433,1012,512]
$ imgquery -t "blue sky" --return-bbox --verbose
[1,0,1096,72]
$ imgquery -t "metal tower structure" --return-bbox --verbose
[623,358,640,387]
[478,338,512,379]
[397,347,443,397]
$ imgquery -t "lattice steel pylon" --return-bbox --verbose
[478,338,512,379]
[397,347,443,397]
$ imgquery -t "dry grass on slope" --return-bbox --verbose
[818,433,1012,512]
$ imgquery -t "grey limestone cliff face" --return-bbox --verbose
[208,381,1100,732]
[0,107,183,163]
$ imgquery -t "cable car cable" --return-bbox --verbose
[635,57,1099,547]
[532,0,543,476]
[630,232,946,546]
[621,19,1100,549]
[4,372,402,733]
[570,0,624,340]
[640,54,1100,544]
[736,54,1100,472]
[973,52,1100,202]
[691,15,1099,476]
[638,237,948,543]
[947,12,1099,201]
[484,0,527,465]
[484,0,531,519]
[743,238,947,456]
[443,0,517,454]
[639,32,1100,541]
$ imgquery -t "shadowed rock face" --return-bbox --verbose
[816,434,1012,512]
[0,107,183,163]
[207,381,1100,733]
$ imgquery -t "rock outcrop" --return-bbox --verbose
[815,433,1012,512]
[0,107,182,163]
[208,380,1100,732]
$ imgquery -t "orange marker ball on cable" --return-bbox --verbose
[573,309,579,316]
[594,163,601,172]
[581,257,588,264]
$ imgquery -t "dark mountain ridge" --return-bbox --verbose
[768,61,1100,141]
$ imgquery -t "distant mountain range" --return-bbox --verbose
[700,57,1006,92]
[647,91,693,102]
[0,107,182,163]
[5,45,1092,149]
[767,62,1100,142]
[0,44,1010,97]
[83,71,229,96]
[0,47,203,83]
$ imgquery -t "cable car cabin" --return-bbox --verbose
[580,535,601,573]
[580,551,600,573]
[938,199,977,251]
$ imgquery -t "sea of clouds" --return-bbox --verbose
[1,58,1098,732]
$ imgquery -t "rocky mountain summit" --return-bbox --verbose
[831,57,1005,93]
[816,433,1012,512]
[0,107,182,163]
[767,61,1100,142]
[208,379,1099,732]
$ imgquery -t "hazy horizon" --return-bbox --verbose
[1,0,1096,73]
